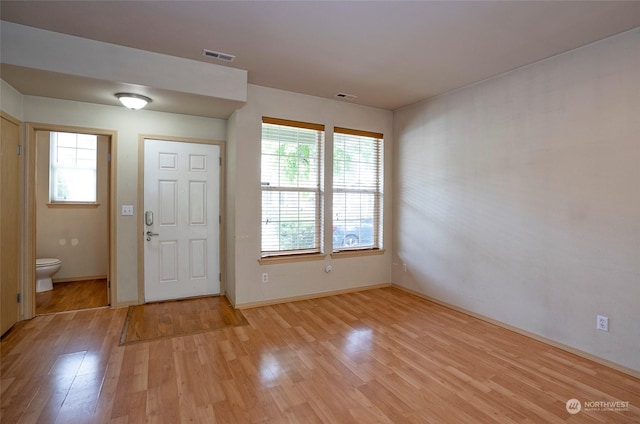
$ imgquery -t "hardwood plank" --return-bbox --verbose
[1,287,639,423]
[36,279,108,315]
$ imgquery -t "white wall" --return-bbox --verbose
[225,111,238,305]
[24,96,227,304]
[0,79,23,120]
[393,29,640,372]
[229,85,393,306]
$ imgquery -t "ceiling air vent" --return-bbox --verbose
[202,49,236,62]
[335,92,358,101]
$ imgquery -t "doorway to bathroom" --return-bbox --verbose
[25,124,116,317]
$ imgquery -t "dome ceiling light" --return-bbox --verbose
[115,93,152,110]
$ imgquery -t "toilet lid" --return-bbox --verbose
[36,258,61,267]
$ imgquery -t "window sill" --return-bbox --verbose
[259,253,326,265]
[47,202,100,209]
[331,248,385,259]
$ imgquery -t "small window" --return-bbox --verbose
[49,132,98,203]
[261,117,324,257]
[333,127,383,251]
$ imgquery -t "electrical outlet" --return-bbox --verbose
[262,273,268,284]
[596,315,609,332]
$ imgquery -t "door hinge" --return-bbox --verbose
[107,280,111,288]
[219,215,221,224]
[107,153,112,161]
[219,156,222,166]
[17,145,22,156]
[16,293,21,303]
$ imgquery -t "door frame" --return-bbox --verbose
[137,135,226,304]
[24,123,117,319]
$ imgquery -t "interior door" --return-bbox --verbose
[143,139,221,302]
[1,114,21,335]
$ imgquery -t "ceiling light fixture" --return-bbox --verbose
[115,93,152,110]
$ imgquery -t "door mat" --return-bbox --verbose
[119,295,248,345]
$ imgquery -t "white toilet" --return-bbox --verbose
[36,258,62,293]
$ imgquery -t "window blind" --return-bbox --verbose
[261,117,324,257]
[332,127,383,251]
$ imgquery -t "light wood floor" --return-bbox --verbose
[120,296,248,344]
[2,287,639,423]
[36,279,109,315]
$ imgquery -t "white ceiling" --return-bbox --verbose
[1,1,640,116]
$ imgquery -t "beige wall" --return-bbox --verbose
[228,85,393,306]
[35,131,109,280]
[23,96,227,304]
[393,29,640,372]
[17,87,392,307]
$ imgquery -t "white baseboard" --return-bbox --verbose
[234,283,392,309]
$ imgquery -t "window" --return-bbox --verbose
[332,127,383,251]
[261,117,324,257]
[49,132,98,203]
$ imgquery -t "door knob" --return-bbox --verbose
[146,231,159,241]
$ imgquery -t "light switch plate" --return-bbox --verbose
[122,205,134,216]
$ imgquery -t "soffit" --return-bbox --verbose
[1,1,639,112]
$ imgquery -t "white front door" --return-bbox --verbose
[143,139,221,302]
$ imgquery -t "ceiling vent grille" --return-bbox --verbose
[335,92,358,100]
[202,49,236,62]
